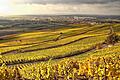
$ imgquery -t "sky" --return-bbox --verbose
[0,0,120,16]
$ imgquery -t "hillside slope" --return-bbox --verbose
[0,23,120,79]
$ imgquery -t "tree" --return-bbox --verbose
[54,32,63,41]
[105,26,119,45]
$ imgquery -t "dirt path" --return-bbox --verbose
[0,25,106,55]
[0,24,106,48]
[1,36,95,55]
[0,45,95,66]
[0,42,111,66]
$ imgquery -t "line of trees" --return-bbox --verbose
[105,26,120,45]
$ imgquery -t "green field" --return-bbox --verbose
[0,23,120,79]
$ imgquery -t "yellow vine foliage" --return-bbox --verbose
[0,54,119,80]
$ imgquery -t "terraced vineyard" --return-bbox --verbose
[0,23,120,80]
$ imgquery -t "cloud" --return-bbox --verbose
[10,2,120,15]
[0,0,119,16]
[15,0,119,4]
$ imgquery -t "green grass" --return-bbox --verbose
[0,23,120,66]
[0,23,120,80]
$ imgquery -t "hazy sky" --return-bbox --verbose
[0,0,120,16]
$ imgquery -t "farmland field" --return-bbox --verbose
[0,15,120,80]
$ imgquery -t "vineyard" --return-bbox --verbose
[0,23,120,80]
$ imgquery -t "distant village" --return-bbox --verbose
[1,15,120,25]
[30,15,120,24]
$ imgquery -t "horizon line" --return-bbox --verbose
[0,14,120,17]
